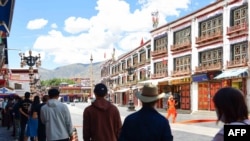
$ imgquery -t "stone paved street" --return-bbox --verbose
[0,102,223,141]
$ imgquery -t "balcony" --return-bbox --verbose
[146,59,151,64]
[172,68,191,77]
[195,31,223,47]
[195,62,222,73]
[138,60,146,67]
[151,72,168,79]
[171,40,191,54]
[132,63,138,68]
[227,58,248,69]
[227,23,248,39]
[151,48,167,57]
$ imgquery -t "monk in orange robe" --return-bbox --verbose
[166,95,177,123]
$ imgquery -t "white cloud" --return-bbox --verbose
[27,18,48,30]
[64,17,91,34]
[32,0,191,67]
[51,23,58,29]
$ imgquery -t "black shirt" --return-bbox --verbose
[19,98,32,120]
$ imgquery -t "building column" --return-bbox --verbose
[191,82,198,112]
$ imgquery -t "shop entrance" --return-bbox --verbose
[198,82,221,110]
[179,84,190,110]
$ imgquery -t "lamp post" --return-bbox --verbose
[108,78,114,102]
[19,50,41,94]
[127,66,136,111]
[90,54,93,99]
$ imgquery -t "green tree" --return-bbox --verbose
[41,78,75,87]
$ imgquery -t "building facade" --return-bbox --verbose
[8,68,40,97]
[100,0,250,112]
[59,77,91,102]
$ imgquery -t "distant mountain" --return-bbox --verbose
[38,62,103,83]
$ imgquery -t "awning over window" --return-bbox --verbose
[214,68,248,79]
[192,74,208,82]
[0,0,15,35]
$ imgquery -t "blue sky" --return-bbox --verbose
[7,0,215,70]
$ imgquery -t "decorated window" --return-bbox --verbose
[174,55,191,71]
[174,27,191,44]
[232,5,248,26]
[154,34,167,51]
[140,51,146,62]
[127,59,131,67]
[133,55,138,66]
[122,62,125,70]
[199,15,223,36]
[199,48,222,67]
[231,42,248,61]
[154,61,167,74]
[147,47,151,58]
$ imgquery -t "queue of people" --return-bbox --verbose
[1,83,250,141]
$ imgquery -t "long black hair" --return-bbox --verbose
[213,87,248,123]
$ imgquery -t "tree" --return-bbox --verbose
[41,78,75,87]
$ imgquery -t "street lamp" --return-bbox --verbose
[19,50,41,94]
[90,54,93,99]
[127,66,136,111]
[108,78,114,102]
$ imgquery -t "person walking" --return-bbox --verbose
[36,95,49,141]
[212,87,250,141]
[19,92,33,141]
[12,96,22,140]
[118,84,173,141]
[5,97,14,130]
[166,95,178,123]
[83,83,122,141]
[1,97,8,127]
[25,95,40,141]
[41,88,74,141]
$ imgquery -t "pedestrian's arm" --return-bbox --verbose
[118,118,128,141]
[40,107,45,124]
[115,108,122,139]
[19,107,29,118]
[83,109,91,141]
[64,106,73,137]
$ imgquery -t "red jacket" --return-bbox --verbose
[83,98,122,141]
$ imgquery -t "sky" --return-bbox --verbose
[7,0,215,70]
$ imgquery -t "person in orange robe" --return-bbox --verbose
[166,95,177,123]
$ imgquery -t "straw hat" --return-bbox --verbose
[136,84,165,103]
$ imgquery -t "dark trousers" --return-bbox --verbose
[37,126,46,141]
[19,118,28,141]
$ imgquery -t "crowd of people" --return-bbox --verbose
[0,89,74,141]
[0,83,249,141]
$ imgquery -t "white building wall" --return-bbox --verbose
[150,39,154,74]
[168,28,174,77]
[223,2,231,70]
[191,83,199,112]
[191,17,199,112]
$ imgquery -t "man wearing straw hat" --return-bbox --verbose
[118,84,173,141]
